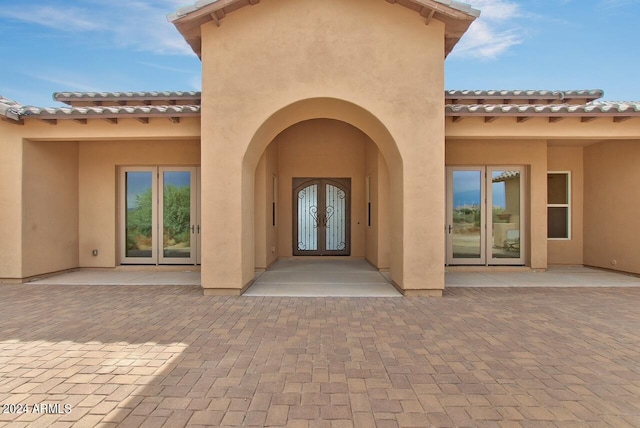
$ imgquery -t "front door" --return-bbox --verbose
[446,166,525,265]
[293,178,351,256]
[120,166,200,265]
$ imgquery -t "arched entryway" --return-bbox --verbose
[200,96,447,296]
[243,98,402,290]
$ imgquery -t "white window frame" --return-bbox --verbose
[547,171,571,240]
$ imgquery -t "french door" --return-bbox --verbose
[446,166,525,265]
[120,166,201,265]
[293,178,351,256]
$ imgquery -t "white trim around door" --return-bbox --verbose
[119,166,201,265]
[446,166,526,266]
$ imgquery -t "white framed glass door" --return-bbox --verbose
[159,167,198,264]
[446,167,486,265]
[120,166,200,265]
[487,167,524,265]
[121,167,158,264]
[446,166,525,266]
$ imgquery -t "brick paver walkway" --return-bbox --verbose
[1,285,639,427]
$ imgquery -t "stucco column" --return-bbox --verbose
[200,124,254,295]
[392,114,445,297]
[0,129,23,281]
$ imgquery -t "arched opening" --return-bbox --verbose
[242,98,403,290]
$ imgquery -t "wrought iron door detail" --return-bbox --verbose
[293,178,350,256]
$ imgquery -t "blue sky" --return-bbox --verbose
[1,0,638,107]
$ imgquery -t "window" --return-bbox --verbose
[547,172,571,239]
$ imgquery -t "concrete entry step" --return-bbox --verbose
[245,259,401,297]
[446,265,640,288]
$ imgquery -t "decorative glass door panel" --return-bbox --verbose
[446,168,486,265]
[296,183,319,252]
[446,166,525,266]
[293,178,350,256]
[325,183,347,251]
[120,166,200,265]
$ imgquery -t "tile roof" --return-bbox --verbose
[54,91,201,105]
[445,89,604,101]
[3,91,640,123]
[446,101,640,117]
[0,95,23,121]
[492,170,520,182]
[0,94,200,123]
[20,105,201,119]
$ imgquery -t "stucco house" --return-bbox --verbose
[1,0,639,296]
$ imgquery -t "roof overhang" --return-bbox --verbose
[168,0,480,58]
[446,102,640,124]
[7,89,638,126]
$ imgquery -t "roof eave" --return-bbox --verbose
[169,0,480,58]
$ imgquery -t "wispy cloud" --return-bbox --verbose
[0,1,192,55]
[599,0,640,8]
[23,71,102,93]
[100,1,194,55]
[137,62,197,74]
[0,6,99,32]
[450,0,523,60]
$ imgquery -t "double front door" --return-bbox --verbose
[120,166,201,265]
[446,166,525,265]
[293,178,351,256]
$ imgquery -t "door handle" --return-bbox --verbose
[191,225,195,234]
[448,225,453,234]
[197,225,200,233]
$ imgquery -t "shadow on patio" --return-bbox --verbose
[1,283,640,426]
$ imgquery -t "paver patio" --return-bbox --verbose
[1,284,639,427]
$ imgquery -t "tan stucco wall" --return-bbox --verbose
[79,140,200,267]
[22,141,79,278]
[17,118,200,142]
[446,117,640,140]
[275,119,367,258]
[365,140,379,267]
[445,139,548,268]
[584,140,640,275]
[254,141,279,270]
[200,0,446,293]
[365,139,391,269]
[0,125,23,279]
[547,146,584,265]
[1,118,200,280]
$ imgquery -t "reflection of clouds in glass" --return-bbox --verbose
[127,172,152,210]
[453,171,481,208]
[454,171,480,192]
